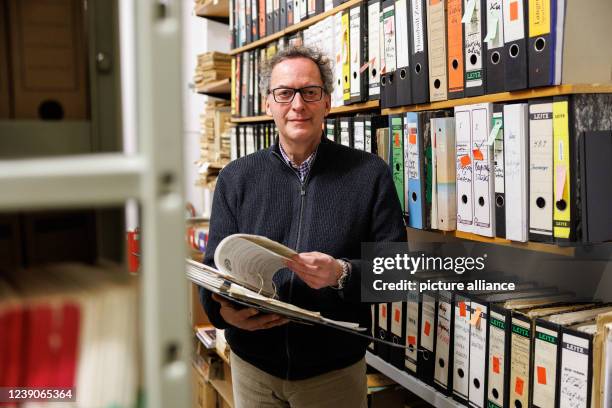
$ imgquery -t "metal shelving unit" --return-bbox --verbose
[0,1,191,407]
[365,352,464,408]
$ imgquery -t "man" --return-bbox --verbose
[200,46,406,408]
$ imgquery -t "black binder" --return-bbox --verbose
[409,0,430,104]
[349,3,369,104]
[503,0,528,90]
[394,0,413,106]
[580,130,612,243]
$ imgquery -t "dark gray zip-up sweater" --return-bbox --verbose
[200,136,406,380]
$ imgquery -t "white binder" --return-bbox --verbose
[367,0,381,99]
[487,309,508,408]
[433,117,457,231]
[453,297,472,401]
[503,103,529,242]
[471,103,495,237]
[426,0,448,101]
[468,300,488,408]
[434,291,453,389]
[454,106,474,233]
[349,5,363,102]
[405,296,420,374]
[332,12,344,108]
[528,100,554,241]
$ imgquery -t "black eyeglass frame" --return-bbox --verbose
[268,86,325,103]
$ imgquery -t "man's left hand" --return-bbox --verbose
[285,252,343,289]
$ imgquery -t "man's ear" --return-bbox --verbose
[265,95,272,116]
[324,93,331,116]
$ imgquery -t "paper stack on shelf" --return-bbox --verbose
[194,52,231,91]
[197,101,232,189]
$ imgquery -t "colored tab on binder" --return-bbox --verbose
[515,377,524,396]
[537,366,547,385]
[462,0,477,23]
[470,307,482,325]
[493,356,500,374]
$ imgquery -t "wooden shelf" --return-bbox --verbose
[229,0,362,55]
[231,115,273,123]
[194,0,230,22]
[196,78,231,98]
[328,100,380,115]
[231,100,380,123]
[382,84,612,115]
[407,227,576,257]
[210,378,234,408]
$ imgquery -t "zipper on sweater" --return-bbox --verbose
[272,150,312,380]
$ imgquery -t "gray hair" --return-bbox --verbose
[259,45,334,97]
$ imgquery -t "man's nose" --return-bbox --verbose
[291,91,306,109]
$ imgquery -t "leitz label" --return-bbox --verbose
[466,70,483,80]
[490,317,505,330]
[512,325,530,338]
[536,331,557,344]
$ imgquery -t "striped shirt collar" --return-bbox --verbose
[278,141,318,182]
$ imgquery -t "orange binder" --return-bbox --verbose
[446,0,464,99]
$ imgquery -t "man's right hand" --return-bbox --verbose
[212,294,289,331]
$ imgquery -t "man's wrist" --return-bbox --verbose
[331,259,350,289]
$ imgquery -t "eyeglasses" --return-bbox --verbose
[269,86,325,103]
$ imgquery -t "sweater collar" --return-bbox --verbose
[269,132,330,158]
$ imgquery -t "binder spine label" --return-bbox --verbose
[487,310,506,408]
[509,318,531,408]
[552,100,572,239]
[412,0,425,52]
[453,299,471,398]
[464,0,484,88]
[405,300,419,373]
[532,325,558,407]
[434,297,452,388]
[559,333,590,408]
[528,0,550,37]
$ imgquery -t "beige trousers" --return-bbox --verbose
[230,352,367,408]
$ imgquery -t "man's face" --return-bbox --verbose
[265,57,331,145]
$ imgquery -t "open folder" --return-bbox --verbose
[185,233,406,347]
